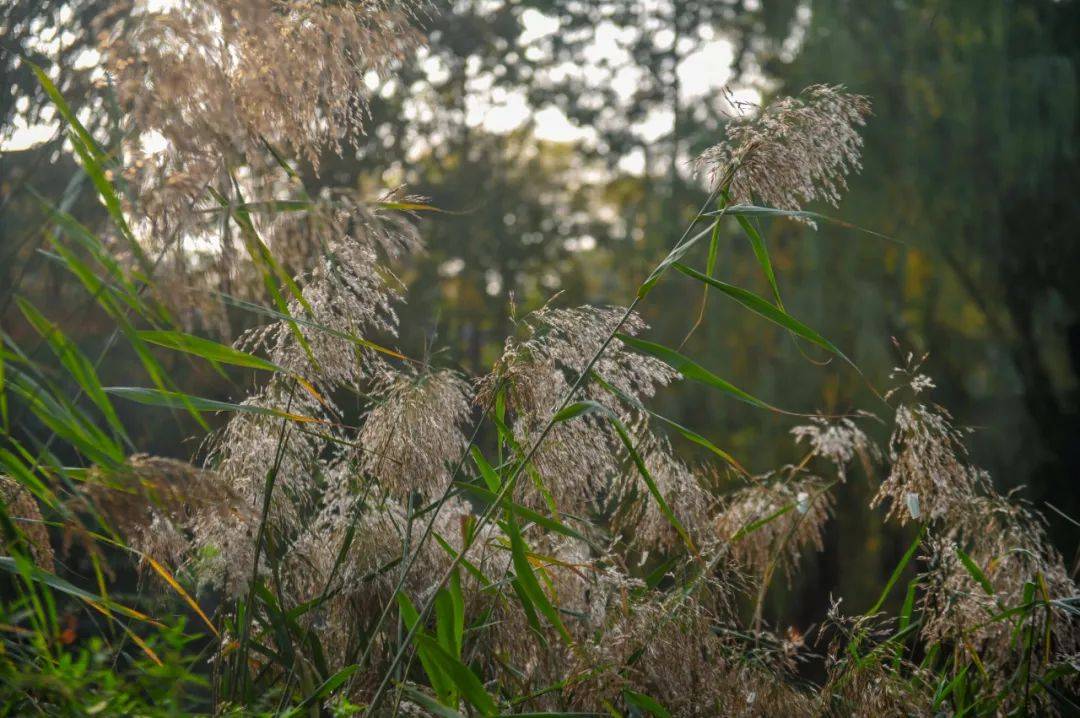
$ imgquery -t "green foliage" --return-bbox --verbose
[0,615,204,716]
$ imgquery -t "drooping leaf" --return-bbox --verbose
[144,555,219,637]
[708,204,896,243]
[17,298,130,444]
[955,546,995,596]
[448,569,465,657]
[454,483,587,542]
[289,665,359,713]
[868,526,925,614]
[397,592,456,706]
[435,587,459,658]
[0,557,157,625]
[414,633,498,716]
[673,263,854,368]
[471,446,502,492]
[32,63,154,278]
[105,386,319,423]
[137,330,283,372]
[506,521,575,646]
[730,504,794,542]
[653,411,749,476]
[737,213,784,306]
[893,578,920,669]
[589,371,749,478]
[0,448,56,506]
[400,685,467,718]
[615,334,778,412]
[431,531,491,588]
[6,367,125,466]
[623,689,672,718]
[46,238,209,430]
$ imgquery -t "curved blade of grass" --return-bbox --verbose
[400,685,467,718]
[0,556,157,625]
[0,448,56,506]
[471,446,503,492]
[449,570,465,657]
[144,555,218,637]
[645,410,749,478]
[735,213,784,309]
[623,689,672,717]
[251,582,299,674]
[34,200,146,314]
[956,546,996,595]
[431,532,491,588]
[415,633,497,715]
[673,263,855,368]
[137,330,283,372]
[17,298,130,445]
[288,665,360,714]
[104,386,320,423]
[708,204,898,243]
[506,520,575,646]
[709,190,788,313]
[47,238,208,429]
[377,200,446,213]
[122,625,164,667]
[489,406,561,518]
[435,588,460,660]
[32,63,154,279]
[893,578,921,669]
[7,369,125,466]
[455,483,587,542]
[614,334,778,412]
[680,209,725,348]
[868,525,926,614]
[592,373,749,478]
[729,208,843,367]
[397,592,456,705]
[215,182,313,317]
[29,63,99,158]
[730,503,794,542]
[733,489,835,571]
[208,185,319,369]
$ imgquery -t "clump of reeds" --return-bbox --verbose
[3,5,1078,716]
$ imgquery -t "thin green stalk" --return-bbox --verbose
[233,384,296,701]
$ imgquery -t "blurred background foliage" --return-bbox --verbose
[3,0,1078,630]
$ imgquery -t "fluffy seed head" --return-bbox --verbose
[100,0,423,170]
[697,85,871,217]
[0,476,54,572]
[357,369,473,498]
[715,476,833,579]
[791,414,881,481]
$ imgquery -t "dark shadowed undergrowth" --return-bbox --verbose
[1,2,1078,716]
